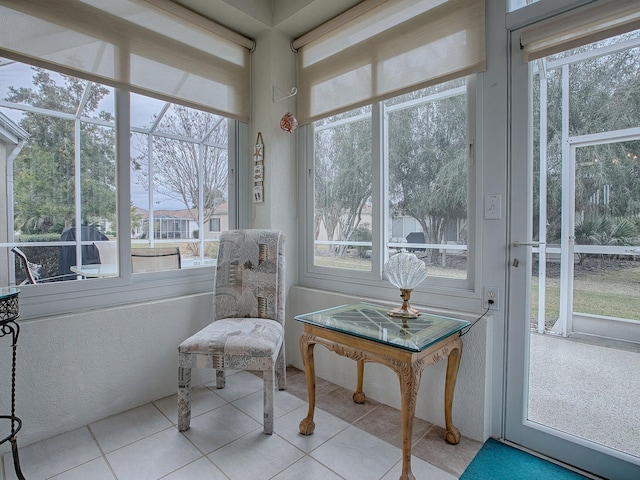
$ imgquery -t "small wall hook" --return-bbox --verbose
[272,85,297,103]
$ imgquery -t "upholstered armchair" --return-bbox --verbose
[178,229,286,434]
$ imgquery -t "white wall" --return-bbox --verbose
[286,286,493,442]
[250,28,300,286]
[0,293,214,452]
[482,0,509,437]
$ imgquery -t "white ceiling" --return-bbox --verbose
[169,0,363,39]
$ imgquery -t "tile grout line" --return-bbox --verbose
[40,426,114,480]
[153,390,236,480]
[85,422,108,462]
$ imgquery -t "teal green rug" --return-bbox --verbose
[459,438,589,479]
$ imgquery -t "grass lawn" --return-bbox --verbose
[315,252,639,325]
[313,255,468,279]
[531,265,640,325]
[132,241,218,259]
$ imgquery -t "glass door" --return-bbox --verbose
[506,25,640,480]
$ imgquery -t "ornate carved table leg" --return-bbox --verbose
[444,338,462,445]
[353,359,366,404]
[299,332,316,435]
[397,359,424,480]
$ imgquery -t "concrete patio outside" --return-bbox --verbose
[528,332,640,459]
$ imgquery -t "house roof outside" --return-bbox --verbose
[0,110,28,144]
[135,203,229,219]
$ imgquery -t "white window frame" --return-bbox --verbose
[3,85,247,320]
[298,77,482,311]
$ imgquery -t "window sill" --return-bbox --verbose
[14,267,215,320]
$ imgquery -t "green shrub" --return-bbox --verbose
[350,225,372,258]
[13,243,61,283]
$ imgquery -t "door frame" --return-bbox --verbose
[505,27,640,480]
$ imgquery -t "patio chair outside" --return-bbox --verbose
[11,247,78,284]
[94,241,118,265]
[131,247,181,273]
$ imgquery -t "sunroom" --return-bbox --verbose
[0,1,639,479]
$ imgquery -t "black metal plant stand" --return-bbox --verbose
[0,288,26,480]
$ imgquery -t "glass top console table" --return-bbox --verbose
[0,287,26,480]
[295,302,470,480]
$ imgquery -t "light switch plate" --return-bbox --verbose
[484,194,502,219]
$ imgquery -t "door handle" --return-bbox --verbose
[512,241,545,247]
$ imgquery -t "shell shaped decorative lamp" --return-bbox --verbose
[384,253,428,318]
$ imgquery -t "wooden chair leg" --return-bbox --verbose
[177,366,192,431]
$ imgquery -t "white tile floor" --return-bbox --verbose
[1,371,458,480]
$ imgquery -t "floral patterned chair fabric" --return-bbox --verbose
[178,229,286,434]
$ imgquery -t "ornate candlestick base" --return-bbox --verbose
[387,288,421,319]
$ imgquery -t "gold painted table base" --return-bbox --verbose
[298,325,462,480]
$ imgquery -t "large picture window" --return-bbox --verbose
[305,77,474,298]
[0,60,237,288]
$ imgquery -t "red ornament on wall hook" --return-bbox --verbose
[280,112,298,133]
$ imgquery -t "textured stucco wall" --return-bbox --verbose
[0,293,213,451]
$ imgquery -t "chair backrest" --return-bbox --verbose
[131,247,181,273]
[94,241,118,265]
[214,229,285,324]
[11,247,41,284]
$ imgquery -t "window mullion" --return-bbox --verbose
[372,102,385,279]
[148,134,155,247]
[304,123,315,275]
[198,143,205,259]
[115,88,131,277]
[74,118,82,266]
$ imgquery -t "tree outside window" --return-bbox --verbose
[311,79,469,281]
[1,62,232,284]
